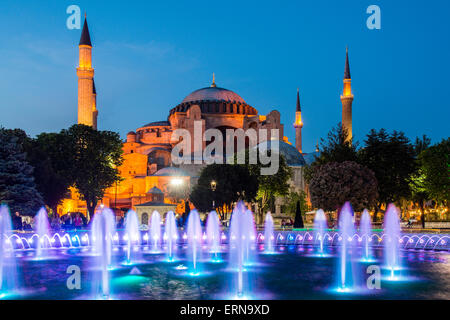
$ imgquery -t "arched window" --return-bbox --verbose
[142,212,149,225]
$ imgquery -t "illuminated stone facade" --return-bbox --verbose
[59,20,353,218]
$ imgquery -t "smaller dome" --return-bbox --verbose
[147,186,163,194]
[153,167,190,177]
[127,131,136,136]
[141,121,170,128]
[254,140,306,166]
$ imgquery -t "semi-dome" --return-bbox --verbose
[254,140,306,166]
[181,86,246,104]
[153,167,190,177]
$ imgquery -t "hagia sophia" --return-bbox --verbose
[59,18,354,223]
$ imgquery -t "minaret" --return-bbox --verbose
[340,47,353,143]
[77,16,97,129]
[294,88,303,153]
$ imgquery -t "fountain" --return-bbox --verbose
[164,211,178,261]
[91,208,115,298]
[384,204,401,279]
[337,202,356,292]
[360,209,372,261]
[206,211,221,261]
[124,210,140,264]
[264,212,274,253]
[149,211,161,252]
[34,207,50,257]
[313,209,327,254]
[229,202,256,298]
[243,209,256,265]
[0,205,18,297]
[186,209,202,274]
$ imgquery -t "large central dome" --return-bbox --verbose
[169,80,257,116]
[181,86,246,104]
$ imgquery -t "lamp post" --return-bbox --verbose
[210,180,217,209]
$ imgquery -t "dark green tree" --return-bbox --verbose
[27,133,73,215]
[305,123,358,182]
[236,149,292,224]
[414,134,431,156]
[63,124,123,221]
[359,129,416,221]
[420,138,449,207]
[284,189,308,218]
[309,161,378,213]
[189,164,258,220]
[409,134,432,228]
[293,200,304,229]
[0,128,43,215]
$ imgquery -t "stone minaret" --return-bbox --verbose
[294,88,303,153]
[340,47,353,143]
[77,17,98,129]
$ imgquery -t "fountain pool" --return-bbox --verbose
[0,204,449,300]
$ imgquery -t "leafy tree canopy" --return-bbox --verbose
[62,124,123,220]
[358,129,416,210]
[309,161,378,212]
[0,128,43,215]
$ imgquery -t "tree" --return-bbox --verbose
[305,123,358,182]
[284,189,308,218]
[189,164,258,220]
[255,154,292,219]
[293,200,304,229]
[238,150,292,224]
[0,128,43,215]
[27,133,73,214]
[420,138,449,207]
[63,125,123,221]
[409,134,432,228]
[309,161,378,213]
[410,167,428,228]
[414,134,431,156]
[359,129,416,221]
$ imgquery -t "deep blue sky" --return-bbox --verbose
[0,0,449,152]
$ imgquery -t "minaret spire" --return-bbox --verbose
[79,17,92,47]
[294,88,303,153]
[341,46,353,144]
[344,46,351,79]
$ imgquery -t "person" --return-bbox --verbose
[51,215,62,231]
[12,211,23,231]
[64,213,73,230]
[73,213,83,229]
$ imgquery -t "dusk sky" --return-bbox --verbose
[0,0,449,152]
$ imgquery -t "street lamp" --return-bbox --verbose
[210,180,217,209]
[171,178,183,186]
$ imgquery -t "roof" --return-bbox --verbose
[296,89,301,112]
[141,121,170,128]
[303,151,321,165]
[344,47,351,79]
[79,19,92,47]
[253,140,306,166]
[181,86,246,104]
[147,186,163,194]
[153,167,190,177]
[135,201,177,207]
